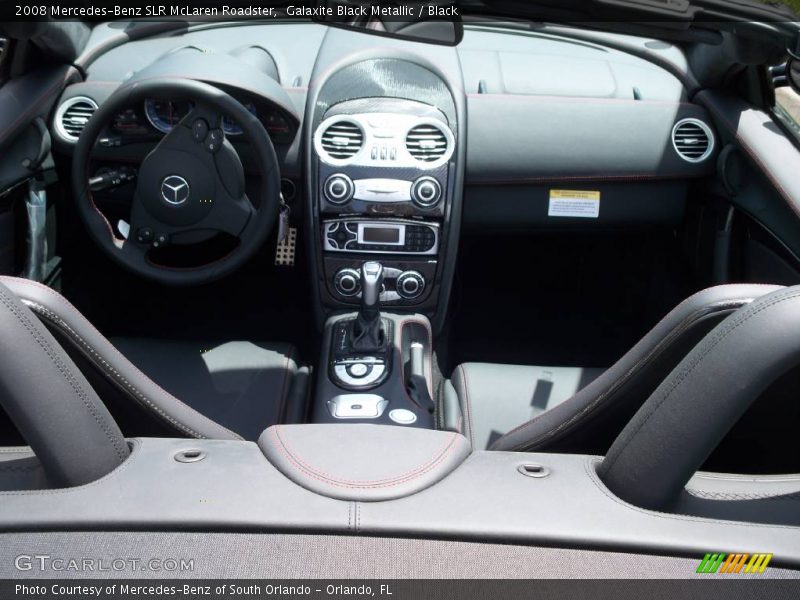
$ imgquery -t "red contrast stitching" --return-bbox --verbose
[269,426,460,489]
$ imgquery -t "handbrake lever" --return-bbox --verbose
[407,341,435,413]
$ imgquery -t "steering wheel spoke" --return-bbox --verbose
[183,102,224,130]
[118,234,152,268]
[206,190,255,237]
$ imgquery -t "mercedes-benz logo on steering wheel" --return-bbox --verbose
[160,175,190,205]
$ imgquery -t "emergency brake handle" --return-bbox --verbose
[407,341,434,413]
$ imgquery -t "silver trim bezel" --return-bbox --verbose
[334,268,361,297]
[323,219,439,256]
[54,96,99,143]
[671,118,715,164]
[396,270,426,299]
[324,174,355,204]
[411,176,442,207]
[352,178,413,202]
[314,116,366,167]
[327,394,389,418]
[314,113,455,170]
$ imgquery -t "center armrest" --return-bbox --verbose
[259,424,470,501]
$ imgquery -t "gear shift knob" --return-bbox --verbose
[351,262,385,353]
[360,262,384,309]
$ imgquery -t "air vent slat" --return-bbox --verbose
[56,97,98,142]
[672,119,713,163]
[319,120,363,161]
[406,123,449,162]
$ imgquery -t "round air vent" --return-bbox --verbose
[672,118,714,163]
[318,119,364,161]
[406,123,449,163]
[54,96,98,142]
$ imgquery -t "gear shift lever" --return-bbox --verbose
[361,262,383,312]
[351,261,386,352]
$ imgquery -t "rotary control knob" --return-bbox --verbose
[324,174,354,205]
[334,268,361,297]
[411,176,442,208]
[396,271,425,300]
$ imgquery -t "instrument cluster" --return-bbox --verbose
[112,97,294,144]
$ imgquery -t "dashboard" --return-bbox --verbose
[49,20,719,329]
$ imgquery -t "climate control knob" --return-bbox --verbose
[324,174,354,205]
[396,271,426,300]
[411,176,442,208]
[334,268,361,297]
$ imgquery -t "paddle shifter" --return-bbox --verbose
[351,261,386,352]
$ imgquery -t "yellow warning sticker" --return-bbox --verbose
[548,190,601,218]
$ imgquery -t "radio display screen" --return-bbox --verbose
[362,226,401,244]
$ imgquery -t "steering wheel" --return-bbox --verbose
[72,78,281,286]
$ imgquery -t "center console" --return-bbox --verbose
[308,100,456,428]
[312,99,455,313]
[312,262,436,429]
[305,56,463,430]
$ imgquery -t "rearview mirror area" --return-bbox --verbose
[313,0,463,46]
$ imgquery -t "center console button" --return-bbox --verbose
[339,276,357,293]
[327,394,388,419]
[331,181,346,197]
[396,271,426,300]
[347,363,370,378]
[403,278,419,294]
[191,119,209,142]
[324,174,354,205]
[411,176,442,208]
[333,362,386,388]
[389,409,418,425]
[334,268,361,297]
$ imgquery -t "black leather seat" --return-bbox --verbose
[440,284,781,452]
[0,277,308,441]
